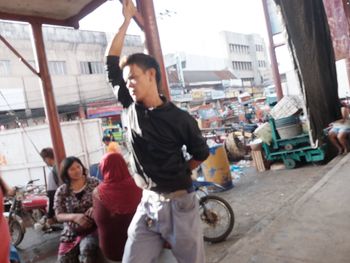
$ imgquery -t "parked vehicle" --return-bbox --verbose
[262,118,326,169]
[4,179,60,246]
[194,181,235,243]
[102,125,124,142]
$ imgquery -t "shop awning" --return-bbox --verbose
[87,103,123,119]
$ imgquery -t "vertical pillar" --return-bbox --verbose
[30,22,66,172]
[79,105,86,119]
[137,0,170,99]
[262,0,283,101]
[342,0,350,91]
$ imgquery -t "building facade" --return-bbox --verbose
[219,31,272,86]
[0,21,143,128]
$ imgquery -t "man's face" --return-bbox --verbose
[123,64,153,102]
[43,157,55,167]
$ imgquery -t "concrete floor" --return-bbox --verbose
[219,154,350,263]
[17,155,345,263]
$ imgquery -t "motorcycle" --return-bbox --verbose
[4,179,60,246]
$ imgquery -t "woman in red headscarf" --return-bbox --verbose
[0,173,13,263]
[93,152,142,262]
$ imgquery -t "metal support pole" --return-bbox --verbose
[341,0,350,91]
[262,0,283,101]
[30,22,66,173]
[136,0,170,99]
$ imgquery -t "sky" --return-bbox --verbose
[79,0,269,55]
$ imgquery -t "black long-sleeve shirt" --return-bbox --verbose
[106,55,209,193]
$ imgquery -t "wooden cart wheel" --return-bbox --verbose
[284,144,293,151]
[284,158,296,169]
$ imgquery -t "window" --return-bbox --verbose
[0,60,10,76]
[229,44,250,54]
[229,44,234,52]
[258,60,266,68]
[256,44,264,52]
[48,61,67,75]
[241,78,255,85]
[232,61,252,71]
[247,62,252,70]
[80,61,104,75]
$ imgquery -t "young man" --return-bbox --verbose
[102,135,120,153]
[106,1,209,262]
[40,147,59,226]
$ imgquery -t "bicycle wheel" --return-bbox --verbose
[199,195,234,243]
[10,220,25,247]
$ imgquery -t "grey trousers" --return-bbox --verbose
[122,190,205,263]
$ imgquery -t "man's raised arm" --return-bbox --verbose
[107,0,137,56]
[105,0,136,107]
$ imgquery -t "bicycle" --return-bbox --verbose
[194,181,235,243]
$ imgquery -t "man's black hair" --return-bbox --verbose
[120,53,161,87]
[102,135,111,142]
[40,147,54,160]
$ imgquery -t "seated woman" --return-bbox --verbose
[93,152,142,262]
[54,156,100,263]
[328,106,350,154]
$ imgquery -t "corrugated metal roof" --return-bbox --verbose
[167,69,237,85]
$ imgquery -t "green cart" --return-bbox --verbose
[262,118,326,169]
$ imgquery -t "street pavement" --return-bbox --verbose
[219,154,350,263]
[17,154,348,262]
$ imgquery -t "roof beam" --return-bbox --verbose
[0,34,39,77]
[0,11,73,27]
[67,0,108,29]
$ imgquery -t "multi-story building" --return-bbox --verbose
[219,31,272,86]
[165,52,243,105]
[0,21,143,128]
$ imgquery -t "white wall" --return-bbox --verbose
[336,59,350,98]
[0,21,143,112]
[0,119,104,186]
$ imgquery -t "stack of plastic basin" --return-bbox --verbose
[275,115,302,139]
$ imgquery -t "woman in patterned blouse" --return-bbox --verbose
[54,156,99,263]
